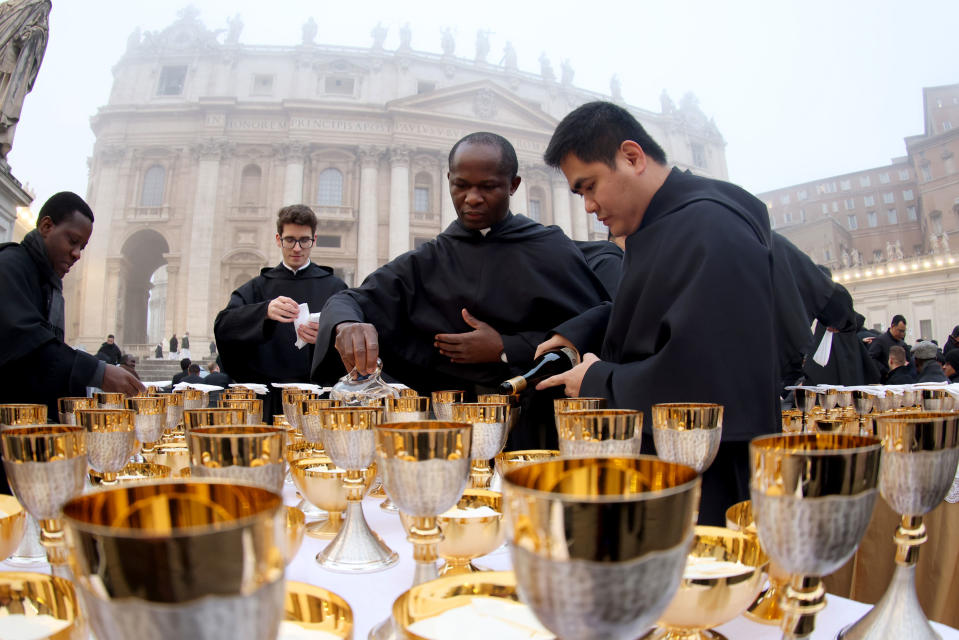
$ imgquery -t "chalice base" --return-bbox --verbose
[837,563,940,640]
[316,502,398,573]
[438,560,489,577]
[641,628,729,640]
[380,497,399,512]
[295,496,326,520]
[744,584,786,625]
[7,514,47,565]
[368,617,395,640]
[305,516,340,540]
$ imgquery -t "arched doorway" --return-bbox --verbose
[120,229,170,345]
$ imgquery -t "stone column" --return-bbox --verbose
[440,179,456,229]
[570,193,589,240]
[281,141,307,204]
[512,165,529,216]
[79,146,126,345]
[164,254,181,342]
[388,147,411,259]
[103,257,124,341]
[185,140,224,343]
[357,146,383,281]
[551,176,573,237]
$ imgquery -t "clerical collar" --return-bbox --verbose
[479,228,490,236]
[282,260,311,274]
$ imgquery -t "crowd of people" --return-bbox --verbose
[2,101,957,525]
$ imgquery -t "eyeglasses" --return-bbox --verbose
[280,236,315,249]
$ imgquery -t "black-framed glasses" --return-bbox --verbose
[280,236,315,249]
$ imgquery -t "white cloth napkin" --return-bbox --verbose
[812,331,833,366]
[173,382,224,392]
[293,303,321,349]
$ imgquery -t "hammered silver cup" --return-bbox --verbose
[651,403,724,474]
[555,409,643,457]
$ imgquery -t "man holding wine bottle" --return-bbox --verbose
[534,101,779,526]
[311,132,610,448]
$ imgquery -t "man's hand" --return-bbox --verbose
[434,309,504,364]
[297,321,319,345]
[534,334,577,360]
[334,322,380,375]
[536,352,600,397]
[267,296,300,322]
[101,365,145,396]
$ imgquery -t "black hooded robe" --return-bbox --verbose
[311,212,610,449]
[553,168,780,526]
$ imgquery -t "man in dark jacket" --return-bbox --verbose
[95,334,122,365]
[171,358,191,385]
[943,349,959,383]
[868,315,911,381]
[914,340,949,383]
[885,345,916,384]
[169,333,178,356]
[0,192,142,492]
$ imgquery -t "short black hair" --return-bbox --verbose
[121,353,135,365]
[544,101,667,168]
[38,191,94,225]
[107,334,114,339]
[180,358,191,371]
[448,132,518,180]
[276,204,317,235]
[888,345,907,365]
[188,363,201,375]
[891,314,907,327]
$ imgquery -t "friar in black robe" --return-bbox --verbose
[574,239,624,299]
[214,262,346,417]
[311,212,610,448]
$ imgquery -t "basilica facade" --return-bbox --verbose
[66,9,728,351]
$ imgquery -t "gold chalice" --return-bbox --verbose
[290,456,376,539]
[286,440,324,517]
[451,403,510,490]
[553,396,607,414]
[386,396,431,422]
[315,407,398,573]
[750,433,881,639]
[431,390,464,420]
[177,387,208,410]
[1,426,86,565]
[88,462,171,486]
[643,526,768,640]
[840,411,959,640]
[74,408,137,484]
[189,425,286,492]
[477,393,521,433]
[794,387,818,431]
[283,582,353,639]
[502,456,701,639]
[0,571,83,639]
[0,403,47,428]
[285,506,305,564]
[219,398,264,424]
[57,397,96,425]
[809,413,860,435]
[182,408,246,442]
[819,388,840,411]
[494,449,560,478]
[376,420,472,585]
[652,403,724,473]
[299,398,341,446]
[94,392,125,409]
[223,387,257,400]
[125,396,167,457]
[0,494,26,560]
[156,391,184,434]
[725,500,789,625]
[781,409,803,433]
[282,388,314,433]
[436,488,504,576]
[921,388,954,412]
[555,408,643,456]
[62,481,286,640]
[0,404,50,566]
[143,440,190,476]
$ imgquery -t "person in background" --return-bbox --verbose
[179,363,204,384]
[180,331,191,358]
[943,326,959,356]
[913,340,948,383]
[119,353,140,380]
[171,358,191,386]
[95,334,122,365]
[169,333,178,359]
[885,345,916,384]
[943,349,959,383]
[868,315,911,381]
[154,343,162,359]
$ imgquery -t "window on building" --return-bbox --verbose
[799,208,806,222]
[832,202,839,213]
[317,168,344,205]
[140,165,165,206]
[417,81,436,94]
[529,187,545,222]
[931,211,943,234]
[314,235,341,248]
[821,203,829,214]
[879,172,890,184]
[413,236,433,250]
[914,244,923,256]
[780,194,791,205]
[252,74,274,95]
[920,166,932,182]
[691,143,707,168]
[847,214,858,230]
[920,319,933,340]
[840,179,851,191]
[873,249,883,262]
[239,164,261,205]
[823,246,832,261]
[867,211,877,227]
[882,192,895,204]
[413,187,430,213]
[324,77,355,95]
[157,66,187,96]
[863,195,875,206]
[898,169,910,180]
[907,206,917,221]
[859,176,871,187]
[903,189,915,201]
[886,209,898,224]
[784,211,793,224]
[845,198,855,210]
[797,189,807,200]
[943,121,953,131]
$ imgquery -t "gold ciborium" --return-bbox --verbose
[63,481,286,640]
[436,488,504,576]
[502,456,701,639]
[431,390,464,420]
[555,408,642,456]
[781,409,803,433]
[183,407,246,441]
[0,403,47,428]
[283,582,353,639]
[643,526,768,640]
[0,494,26,560]
[57,397,96,425]
[750,433,881,639]
[451,403,510,489]
[1,426,86,564]
[178,388,208,410]
[94,392,125,409]
[376,420,472,585]
[74,408,137,485]
[725,499,789,625]
[810,412,860,435]
[839,411,959,640]
[0,571,84,639]
[494,449,560,478]
[385,396,431,422]
[314,407,398,572]
[652,403,724,473]
[88,462,171,486]
[144,440,190,476]
[219,398,264,424]
[125,396,167,456]
[290,456,376,539]
[189,425,286,492]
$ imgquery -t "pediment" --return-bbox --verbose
[386,81,557,133]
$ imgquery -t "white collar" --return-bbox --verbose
[282,259,311,274]
[479,228,490,236]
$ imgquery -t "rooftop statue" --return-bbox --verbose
[0,0,50,160]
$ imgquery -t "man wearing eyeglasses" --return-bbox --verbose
[214,204,346,417]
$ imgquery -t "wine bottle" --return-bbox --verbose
[498,347,578,394]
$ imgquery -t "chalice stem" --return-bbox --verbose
[409,515,442,585]
[470,459,493,489]
[780,575,825,640]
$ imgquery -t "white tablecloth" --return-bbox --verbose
[5,485,958,640]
